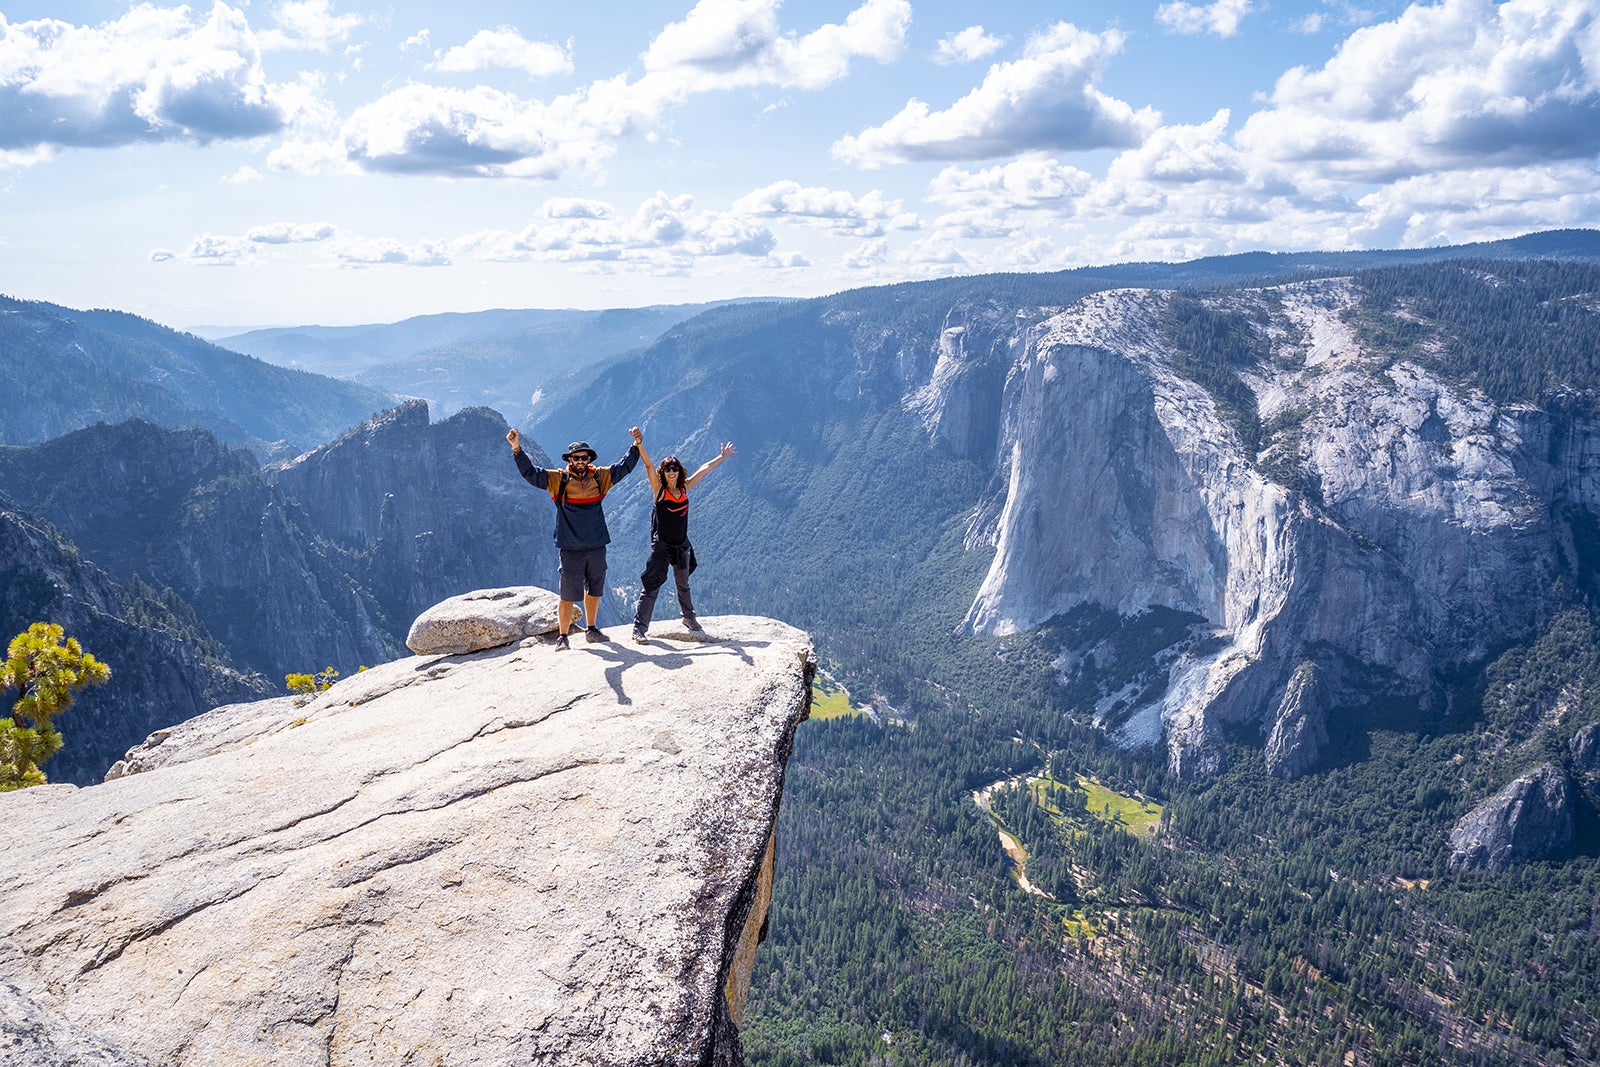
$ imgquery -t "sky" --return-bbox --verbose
[2,0,1599,330]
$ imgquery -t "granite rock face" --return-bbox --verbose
[1264,661,1330,779]
[960,280,1586,778]
[1447,764,1576,872]
[1,601,813,1067]
[1572,722,1600,775]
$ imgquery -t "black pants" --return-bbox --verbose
[634,541,695,627]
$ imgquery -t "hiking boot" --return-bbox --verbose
[681,616,704,633]
[554,633,570,651]
[631,625,649,643]
[586,625,609,643]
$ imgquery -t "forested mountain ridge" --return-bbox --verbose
[0,501,269,784]
[0,404,561,783]
[0,295,396,458]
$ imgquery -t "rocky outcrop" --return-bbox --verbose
[1448,764,1576,872]
[270,400,563,635]
[963,280,1572,778]
[1572,722,1600,775]
[1264,660,1330,778]
[0,601,813,1067]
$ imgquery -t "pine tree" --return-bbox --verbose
[0,622,111,790]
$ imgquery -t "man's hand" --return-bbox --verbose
[629,426,643,446]
[506,428,521,451]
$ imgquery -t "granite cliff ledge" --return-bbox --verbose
[0,588,813,1067]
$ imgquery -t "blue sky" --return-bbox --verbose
[2,0,1598,329]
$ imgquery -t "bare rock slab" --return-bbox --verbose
[405,585,561,654]
[1448,763,1575,872]
[1,611,813,1067]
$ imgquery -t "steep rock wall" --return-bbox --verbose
[961,281,1578,777]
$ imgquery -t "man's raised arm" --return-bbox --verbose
[507,428,550,489]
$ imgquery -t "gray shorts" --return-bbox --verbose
[558,547,607,601]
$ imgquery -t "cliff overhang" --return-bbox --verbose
[0,587,813,1067]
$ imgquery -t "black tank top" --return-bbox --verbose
[653,490,689,545]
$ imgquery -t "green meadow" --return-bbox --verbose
[809,673,867,721]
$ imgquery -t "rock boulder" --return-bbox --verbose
[405,585,561,654]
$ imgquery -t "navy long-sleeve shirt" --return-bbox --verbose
[514,444,639,549]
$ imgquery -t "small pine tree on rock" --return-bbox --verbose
[0,623,112,790]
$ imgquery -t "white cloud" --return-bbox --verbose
[923,158,1093,238]
[459,191,780,267]
[333,236,451,267]
[644,0,911,90]
[336,83,613,178]
[0,4,294,155]
[285,0,907,180]
[1105,109,1245,185]
[246,221,336,243]
[905,236,968,266]
[842,238,889,270]
[176,233,256,265]
[402,29,431,53]
[543,197,613,220]
[732,179,919,236]
[267,134,355,175]
[1238,0,1600,181]
[0,144,54,169]
[1352,162,1600,247]
[223,165,263,183]
[832,22,1159,166]
[259,0,363,52]
[433,29,574,78]
[1157,0,1255,37]
[934,26,1005,65]
[928,157,1094,209]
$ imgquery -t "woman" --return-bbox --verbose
[631,438,736,642]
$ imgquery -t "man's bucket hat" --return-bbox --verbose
[562,441,598,462]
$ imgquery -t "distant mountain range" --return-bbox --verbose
[215,300,761,422]
[0,295,396,459]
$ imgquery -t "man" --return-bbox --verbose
[507,426,641,650]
